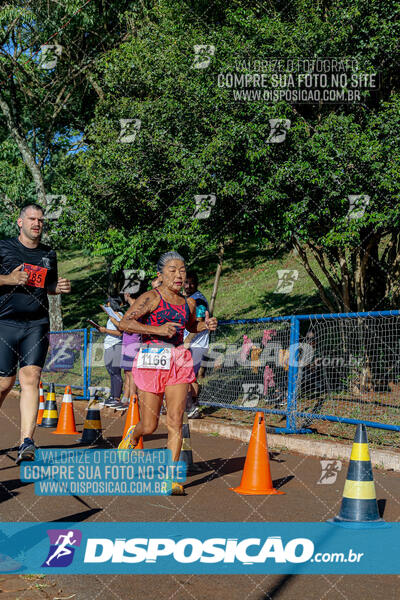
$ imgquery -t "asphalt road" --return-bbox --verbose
[0,392,399,599]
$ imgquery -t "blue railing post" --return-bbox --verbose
[87,328,93,395]
[83,328,88,400]
[276,316,311,434]
[286,316,300,432]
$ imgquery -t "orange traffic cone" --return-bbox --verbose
[231,412,285,495]
[52,386,79,435]
[36,382,45,425]
[121,395,143,449]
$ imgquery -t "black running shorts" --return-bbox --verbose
[0,322,50,376]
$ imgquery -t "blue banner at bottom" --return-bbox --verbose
[0,522,398,574]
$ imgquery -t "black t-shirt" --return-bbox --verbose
[0,237,58,325]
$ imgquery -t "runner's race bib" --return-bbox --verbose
[137,347,171,370]
[22,263,47,289]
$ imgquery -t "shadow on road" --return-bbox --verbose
[185,457,244,488]
[259,574,295,599]
[0,479,30,504]
[269,452,286,463]
[0,447,18,456]
[273,475,294,490]
[144,433,168,442]
[0,465,19,473]
[185,456,294,490]
[40,442,99,449]
[105,433,167,447]
[377,498,386,518]
[52,507,102,522]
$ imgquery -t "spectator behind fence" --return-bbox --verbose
[93,297,124,409]
[119,293,139,408]
[183,271,210,418]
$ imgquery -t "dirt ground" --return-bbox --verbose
[0,392,399,599]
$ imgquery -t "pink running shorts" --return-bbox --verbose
[132,345,196,394]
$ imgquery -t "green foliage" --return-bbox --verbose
[1,0,399,310]
[0,0,131,242]
[71,0,399,309]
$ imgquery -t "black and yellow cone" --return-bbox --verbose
[179,412,201,474]
[77,396,103,444]
[39,383,58,428]
[329,424,386,528]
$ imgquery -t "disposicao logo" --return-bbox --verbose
[83,536,315,564]
[42,529,82,567]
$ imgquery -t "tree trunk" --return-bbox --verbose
[0,95,64,329]
[294,234,389,314]
[105,261,123,297]
[0,95,46,203]
[197,242,225,380]
[292,238,336,312]
[338,249,351,312]
[386,232,400,305]
[42,231,64,331]
[354,249,363,311]
[48,296,63,331]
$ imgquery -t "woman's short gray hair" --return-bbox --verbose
[157,251,186,273]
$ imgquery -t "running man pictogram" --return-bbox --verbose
[42,528,82,568]
[46,531,77,566]
[317,459,342,484]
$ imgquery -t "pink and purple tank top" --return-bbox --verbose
[141,288,190,347]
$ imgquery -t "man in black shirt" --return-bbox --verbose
[0,204,71,464]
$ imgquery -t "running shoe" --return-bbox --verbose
[187,406,202,419]
[103,396,121,408]
[118,425,137,450]
[170,481,185,496]
[15,438,36,465]
[114,400,130,412]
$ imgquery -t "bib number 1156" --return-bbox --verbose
[137,347,171,370]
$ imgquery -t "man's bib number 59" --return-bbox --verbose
[22,263,47,289]
[137,347,171,370]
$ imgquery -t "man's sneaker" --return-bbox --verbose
[118,426,137,450]
[16,438,36,465]
[187,406,202,419]
[114,400,129,412]
[103,396,120,408]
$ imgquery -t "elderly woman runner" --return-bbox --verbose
[117,252,218,495]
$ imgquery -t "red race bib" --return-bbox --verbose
[23,263,48,288]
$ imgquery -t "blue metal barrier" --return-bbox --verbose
[22,328,90,399]
[199,310,400,434]
[30,309,400,434]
